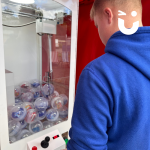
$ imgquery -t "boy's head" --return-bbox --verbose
[90,0,143,45]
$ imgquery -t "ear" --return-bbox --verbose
[104,8,113,24]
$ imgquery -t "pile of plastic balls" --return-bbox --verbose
[8,79,68,143]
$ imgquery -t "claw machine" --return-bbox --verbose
[0,0,78,149]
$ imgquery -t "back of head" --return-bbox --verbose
[91,0,142,19]
[90,0,143,45]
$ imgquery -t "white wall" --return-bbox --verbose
[2,14,40,86]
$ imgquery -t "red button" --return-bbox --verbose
[32,146,37,150]
[53,135,59,139]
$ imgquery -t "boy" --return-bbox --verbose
[67,0,150,149]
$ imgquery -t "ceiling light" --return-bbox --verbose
[9,0,34,4]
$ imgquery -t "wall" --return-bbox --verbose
[76,3,105,88]
[3,15,39,86]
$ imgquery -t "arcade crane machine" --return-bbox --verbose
[0,0,78,149]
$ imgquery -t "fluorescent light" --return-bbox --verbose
[9,0,34,4]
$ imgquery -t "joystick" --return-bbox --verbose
[41,136,50,149]
[45,136,50,142]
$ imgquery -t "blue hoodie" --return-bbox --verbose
[67,26,150,150]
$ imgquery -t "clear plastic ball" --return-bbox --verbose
[47,99,51,109]
[14,86,21,98]
[59,94,68,106]
[20,120,28,129]
[41,84,54,98]
[37,110,47,120]
[25,109,38,124]
[9,120,21,136]
[8,115,12,122]
[31,79,40,88]
[16,129,32,140]
[21,92,34,102]
[46,109,59,121]
[34,97,48,111]
[24,123,29,129]
[8,105,14,120]
[58,106,68,119]
[43,121,53,130]
[8,104,21,120]
[20,81,31,93]
[23,102,34,111]
[30,88,40,100]
[54,118,63,125]
[49,91,59,101]
[38,86,42,97]
[51,97,64,109]
[10,106,27,121]
[14,103,23,107]
[9,136,17,143]
[15,98,22,104]
[29,120,43,134]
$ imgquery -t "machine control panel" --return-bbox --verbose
[27,130,66,150]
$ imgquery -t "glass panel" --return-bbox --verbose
[1,0,72,144]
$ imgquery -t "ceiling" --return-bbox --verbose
[1,0,71,19]
[1,0,65,10]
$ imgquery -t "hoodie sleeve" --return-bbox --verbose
[67,68,113,150]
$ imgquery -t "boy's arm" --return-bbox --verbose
[67,68,113,150]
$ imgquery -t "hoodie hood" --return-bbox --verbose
[105,26,150,79]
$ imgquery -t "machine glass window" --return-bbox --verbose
[1,0,71,143]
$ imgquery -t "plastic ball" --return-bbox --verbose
[30,88,40,100]
[41,84,54,98]
[59,94,68,106]
[8,115,12,121]
[31,79,40,88]
[21,92,34,102]
[8,104,22,121]
[15,98,22,104]
[20,120,28,129]
[24,123,29,129]
[49,91,59,101]
[51,97,64,109]
[15,102,24,106]
[8,120,21,136]
[10,106,27,121]
[46,109,59,121]
[54,118,63,125]
[9,136,17,143]
[29,120,43,134]
[34,97,48,111]
[23,102,34,111]
[14,86,21,98]
[8,105,14,120]
[37,110,47,120]
[25,109,38,124]
[47,99,51,109]
[20,81,31,93]
[43,121,53,130]
[16,129,32,140]
[58,106,68,119]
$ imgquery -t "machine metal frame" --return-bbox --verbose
[0,0,79,149]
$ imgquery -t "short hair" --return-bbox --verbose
[90,0,142,20]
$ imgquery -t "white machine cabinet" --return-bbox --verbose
[0,0,78,150]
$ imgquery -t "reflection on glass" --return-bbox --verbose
[1,0,71,143]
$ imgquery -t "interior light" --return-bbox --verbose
[9,0,34,4]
